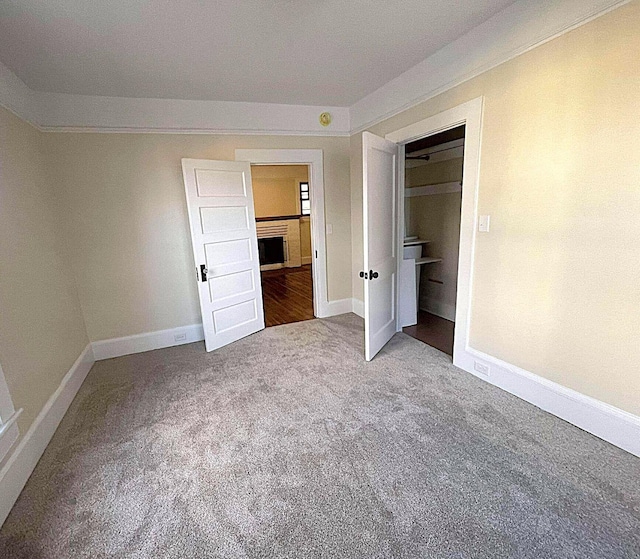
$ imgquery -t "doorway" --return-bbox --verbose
[235,149,331,323]
[359,97,481,365]
[251,164,315,327]
[181,149,329,353]
[400,125,465,356]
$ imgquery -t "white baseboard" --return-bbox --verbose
[260,263,286,271]
[456,347,640,458]
[352,298,364,318]
[317,298,353,318]
[0,344,95,527]
[92,324,204,361]
[419,299,456,322]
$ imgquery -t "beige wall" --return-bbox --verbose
[300,217,312,262]
[251,164,308,218]
[0,107,89,459]
[42,134,350,341]
[406,157,464,189]
[406,157,463,319]
[351,2,640,415]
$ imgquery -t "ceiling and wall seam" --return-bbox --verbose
[0,0,629,136]
[349,0,631,132]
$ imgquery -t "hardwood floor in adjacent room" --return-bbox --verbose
[261,265,314,327]
[403,310,455,356]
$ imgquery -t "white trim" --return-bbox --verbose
[0,411,21,467]
[235,149,330,319]
[38,126,350,137]
[92,324,204,361]
[352,298,365,319]
[384,84,640,459]
[0,61,39,127]
[37,92,350,136]
[0,344,95,527]
[0,364,17,426]
[260,263,286,272]
[0,362,20,465]
[406,182,462,197]
[350,0,630,133]
[0,2,628,136]
[320,298,353,318]
[387,97,483,374]
[456,347,640,458]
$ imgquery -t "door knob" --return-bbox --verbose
[369,270,379,279]
[200,264,209,282]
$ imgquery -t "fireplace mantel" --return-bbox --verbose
[255,218,302,270]
[255,215,303,222]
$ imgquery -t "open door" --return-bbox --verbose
[362,132,400,361]
[182,159,265,352]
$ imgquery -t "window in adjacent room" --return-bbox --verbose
[299,182,310,215]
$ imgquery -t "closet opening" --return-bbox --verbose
[399,125,465,356]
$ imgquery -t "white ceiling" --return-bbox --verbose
[0,0,515,106]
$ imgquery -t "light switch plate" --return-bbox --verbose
[478,215,491,232]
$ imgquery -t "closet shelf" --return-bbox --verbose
[415,257,442,265]
[403,239,431,246]
[405,181,462,197]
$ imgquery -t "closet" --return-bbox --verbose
[399,125,465,356]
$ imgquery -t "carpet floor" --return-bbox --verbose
[0,314,638,558]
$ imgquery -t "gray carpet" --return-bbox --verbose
[1,314,638,558]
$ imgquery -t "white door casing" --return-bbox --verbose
[362,131,400,361]
[182,159,265,352]
[234,149,329,318]
[385,97,483,368]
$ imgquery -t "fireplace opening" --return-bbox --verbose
[258,236,285,266]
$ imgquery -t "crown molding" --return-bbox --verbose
[0,0,629,136]
[0,61,39,127]
[0,62,350,136]
[349,0,631,133]
[36,92,350,136]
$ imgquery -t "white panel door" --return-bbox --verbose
[182,159,265,352]
[362,132,399,361]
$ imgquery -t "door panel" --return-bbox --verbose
[182,159,265,352]
[363,132,399,361]
[195,169,247,197]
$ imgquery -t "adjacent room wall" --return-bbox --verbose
[252,165,313,263]
[299,217,312,264]
[0,106,89,464]
[351,1,640,415]
[251,164,308,218]
[43,134,350,342]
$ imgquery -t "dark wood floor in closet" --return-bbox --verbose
[261,265,314,327]
[403,311,455,356]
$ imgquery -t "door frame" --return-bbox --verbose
[234,149,329,318]
[385,97,483,368]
